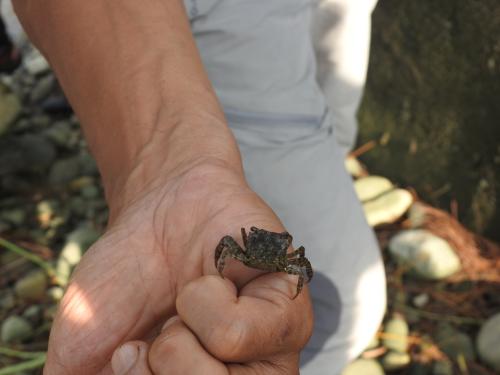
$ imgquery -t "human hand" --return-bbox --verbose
[110,272,312,375]
[44,161,313,374]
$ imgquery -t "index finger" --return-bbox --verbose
[176,273,314,363]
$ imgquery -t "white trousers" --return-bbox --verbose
[185,0,385,374]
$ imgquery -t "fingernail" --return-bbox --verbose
[161,316,180,332]
[111,343,139,375]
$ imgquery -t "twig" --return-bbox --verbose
[350,140,377,158]
[0,237,56,278]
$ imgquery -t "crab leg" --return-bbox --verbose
[284,265,305,299]
[214,236,247,277]
[241,227,248,247]
[287,246,305,259]
[287,256,313,282]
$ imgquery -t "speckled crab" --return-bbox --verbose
[214,226,313,299]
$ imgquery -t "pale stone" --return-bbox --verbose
[14,269,48,301]
[432,360,453,375]
[476,313,500,371]
[363,189,413,226]
[47,286,64,302]
[1,316,33,343]
[381,351,411,371]
[49,157,81,185]
[408,202,428,228]
[0,92,21,136]
[56,226,100,285]
[382,316,409,353]
[435,323,475,361]
[412,293,430,308]
[345,156,365,178]
[23,48,50,75]
[389,229,461,280]
[341,359,385,375]
[60,226,100,266]
[354,176,393,202]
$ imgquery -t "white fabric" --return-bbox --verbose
[312,0,380,154]
[1,0,28,48]
[185,0,385,373]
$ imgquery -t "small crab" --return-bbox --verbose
[215,226,313,299]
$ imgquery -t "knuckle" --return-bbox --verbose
[204,318,248,361]
[149,332,183,362]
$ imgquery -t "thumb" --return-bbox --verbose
[111,342,152,375]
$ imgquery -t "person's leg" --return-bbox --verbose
[185,1,386,373]
[230,115,386,375]
[311,0,379,155]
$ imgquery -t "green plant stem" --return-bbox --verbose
[0,347,46,359]
[0,237,55,277]
[0,354,46,375]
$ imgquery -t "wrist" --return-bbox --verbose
[102,112,244,220]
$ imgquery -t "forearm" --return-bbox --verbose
[14,0,242,213]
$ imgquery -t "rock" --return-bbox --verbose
[1,315,33,343]
[68,196,87,216]
[382,315,409,353]
[354,176,394,202]
[13,118,31,132]
[23,47,50,75]
[435,323,475,361]
[432,360,453,375]
[476,313,500,371]
[341,359,385,375]
[56,226,100,285]
[80,184,100,199]
[389,229,461,280]
[0,134,56,174]
[412,293,430,308]
[0,91,21,136]
[69,176,95,191]
[381,351,411,371]
[14,269,48,301]
[23,305,42,324]
[78,151,98,175]
[49,157,81,185]
[408,202,428,228]
[0,219,11,232]
[365,335,380,350]
[0,291,15,310]
[345,156,366,178]
[31,114,51,127]
[0,207,26,225]
[30,74,55,103]
[37,199,58,227]
[410,363,431,375]
[44,304,58,321]
[63,226,100,264]
[48,214,67,230]
[22,134,57,171]
[55,259,72,288]
[47,286,64,302]
[44,120,73,147]
[363,188,414,226]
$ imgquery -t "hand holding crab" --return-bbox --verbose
[215,226,313,299]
